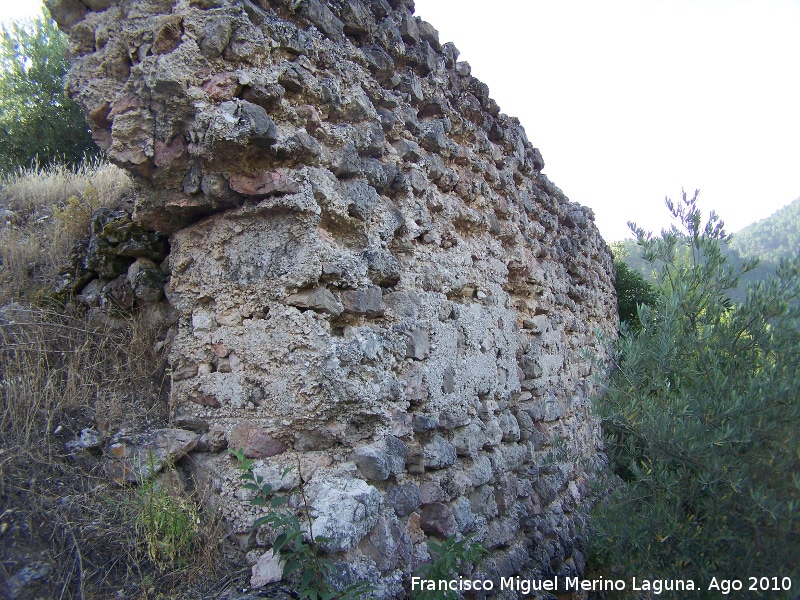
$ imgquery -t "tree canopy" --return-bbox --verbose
[593,191,800,591]
[0,10,98,173]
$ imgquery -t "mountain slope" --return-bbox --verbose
[614,196,800,305]
[729,197,800,262]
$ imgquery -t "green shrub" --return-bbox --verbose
[613,259,657,332]
[135,473,201,572]
[0,9,98,173]
[592,191,800,592]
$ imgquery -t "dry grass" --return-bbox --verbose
[0,158,132,303]
[0,163,236,599]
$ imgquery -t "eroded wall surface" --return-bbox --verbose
[49,0,617,594]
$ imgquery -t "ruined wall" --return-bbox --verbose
[49,0,617,595]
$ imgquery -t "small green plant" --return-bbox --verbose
[134,474,200,571]
[414,534,489,600]
[231,448,374,600]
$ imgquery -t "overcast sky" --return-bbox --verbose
[3,1,799,240]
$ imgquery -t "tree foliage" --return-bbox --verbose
[613,259,657,332]
[593,191,800,591]
[0,10,97,173]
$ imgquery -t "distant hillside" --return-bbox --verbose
[615,196,800,304]
[728,197,800,262]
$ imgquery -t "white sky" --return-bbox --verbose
[4,1,799,240]
[0,1,43,25]
[414,0,800,240]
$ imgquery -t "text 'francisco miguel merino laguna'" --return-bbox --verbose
[411,576,696,595]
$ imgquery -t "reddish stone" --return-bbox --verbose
[108,94,141,119]
[188,393,220,408]
[229,424,287,459]
[154,136,186,168]
[202,73,242,101]
[229,171,300,197]
[419,502,456,537]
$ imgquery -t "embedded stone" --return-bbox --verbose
[353,435,407,481]
[100,275,134,310]
[405,327,430,360]
[342,179,380,221]
[386,483,422,517]
[423,435,456,470]
[127,258,164,304]
[499,411,521,442]
[229,171,300,197]
[341,286,383,316]
[310,477,380,552]
[359,512,412,572]
[251,551,284,588]
[229,425,287,459]
[451,422,485,458]
[419,502,456,537]
[286,287,343,316]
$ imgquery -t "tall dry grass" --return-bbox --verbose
[0,162,230,598]
[0,158,132,303]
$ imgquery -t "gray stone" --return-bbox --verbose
[44,0,86,31]
[419,480,446,504]
[485,517,518,549]
[127,257,164,304]
[342,179,380,221]
[441,365,455,394]
[386,483,421,517]
[353,435,407,481]
[439,407,470,429]
[451,422,485,458]
[286,287,343,316]
[298,0,345,42]
[341,286,383,316]
[238,101,278,146]
[466,454,493,487]
[359,512,412,572]
[310,477,380,552]
[403,367,428,404]
[76,277,106,307]
[412,413,438,432]
[200,18,233,58]
[66,428,103,453]
[405,327,430,360]
[498,411,521,442]
[469,484,498,518]
[393,138,422,162]
[423,434,456,470]
[105,428,200,484]
[6,560,53,600]
[514,408,534,442]
[100,275,134,310]
[450,496,475,533]
[383,290,421,319]
[363,247,402,286]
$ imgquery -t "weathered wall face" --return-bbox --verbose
[50,0,617,594]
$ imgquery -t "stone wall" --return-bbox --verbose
[48,0,617,595]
